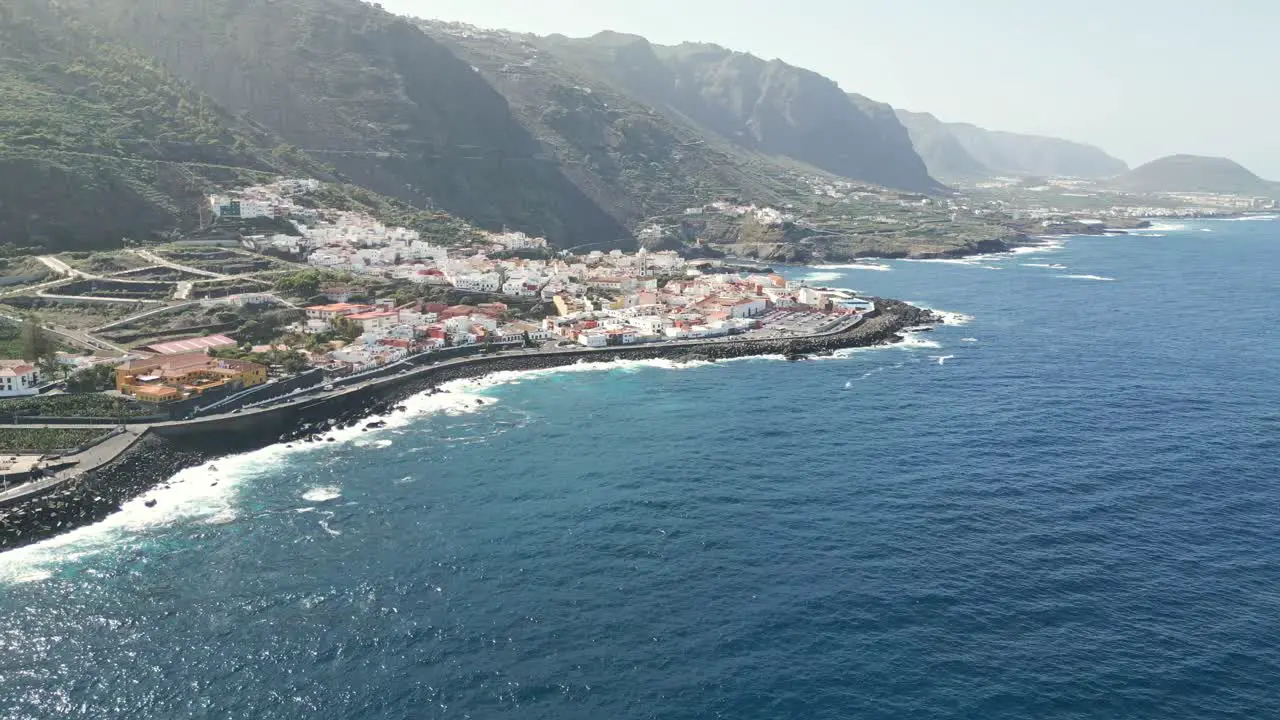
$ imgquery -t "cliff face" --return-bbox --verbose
[896,109,1128,180]
[542,33,943,194]
[418,23,812,238]
[52,0,633,248]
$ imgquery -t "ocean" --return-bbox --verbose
[1,218,1278,719]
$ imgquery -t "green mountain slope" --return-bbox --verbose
[1110,154,1278,196]
[54,0,632,248]
[417,23,827,235]
[896,109,1128,179]
[539,32,943,194]
[0,0,336,250]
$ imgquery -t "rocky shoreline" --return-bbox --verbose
[0,299,937,552]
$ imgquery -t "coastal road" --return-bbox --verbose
[36,256,97,280]
[128,249,230,280]
[93,301,203,332]
[44,324,129,355]
[35,293,165,305]
[0,278,74,299]
[91,292,297,333]
[0,308,129,355]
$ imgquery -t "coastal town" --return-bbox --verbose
[0,167,1273,515]
[0,178,887,496]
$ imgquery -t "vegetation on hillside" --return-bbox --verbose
[58,0,631,247]
[422,23,828,233]
[0,0,337,250]
[65,364,117,393]
[0,393,148,419]
[0,427,113,453]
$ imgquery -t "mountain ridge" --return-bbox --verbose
[895,109,1128,180]
[539,32,944,194]
[38,0,635,249]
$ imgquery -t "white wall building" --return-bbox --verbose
[0,361,40,397]
[453,273,501,293]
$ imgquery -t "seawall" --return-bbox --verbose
[0,300,935,551]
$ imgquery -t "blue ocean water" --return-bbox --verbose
[2,218,1279,719]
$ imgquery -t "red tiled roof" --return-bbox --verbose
[0,362,35,376]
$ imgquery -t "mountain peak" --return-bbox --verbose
[584,30,652,48]
[1113,154,1274,196]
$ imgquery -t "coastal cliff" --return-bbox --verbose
[0,300,934,551]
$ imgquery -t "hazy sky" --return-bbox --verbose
[377,0,1278,178]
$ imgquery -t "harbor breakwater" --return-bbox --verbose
[0,300,935,551]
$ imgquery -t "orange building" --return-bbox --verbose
[115,352,268,403]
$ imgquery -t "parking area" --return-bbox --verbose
[741,310,855,339]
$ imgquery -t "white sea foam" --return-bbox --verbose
[801,271,844,283]
[301,487,342,503]
[824,331,940,356]
[1022,263,1069,269]
[897,331,943,350]
[0,355,790,582]
[3,569,53,584]
[318,511,342,536]
[812,262,893,272]
[905,303,973,326]
[1222,214,1278,222]
[960,337,978,343]
[205,509,239,525]
[713,354,789,364]
[902,258,982,266]
[0,451,274,584]
[1200,228,1214,233]
[1057,274,1117,282]
[0,375,504,580]
[1139,222,1187,232]
[937,310,974,326]
[817,330,941,361]
[931,355,956,365]
[1008,240,1066,256]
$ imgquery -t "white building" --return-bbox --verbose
[0,361,40,397]
[730,298,767,318]
[453,272,501,293]
[501,279,539,297]
[345,311,400,335]
[578,329,609,348]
